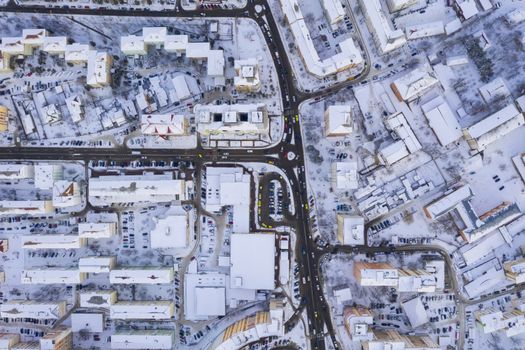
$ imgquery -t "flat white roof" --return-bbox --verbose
[109,267,174,284]
[392,67,439,101]
[230,233,275,290]
[21,234,84,249]
[421,96,462,146]
[379,140,410,165]
[401,297,428,328]
[65,43,90,62]
[111,330,174,349]
[405,21,444,40]
[385,112,422,153]
[172,75,191,100]
[120,35,145,54]
[143,27,167,44]
[151,215,188,249]
[425,184,473,219]
[334,161,358,190]
[0,300,66,320]
[110,301,174,320]
[464,267,507,298]
[71,313,104,332]
[184,273,226,320]
[86,51,110,86]
[21,268,84,284]
[42,36,67,53]
[78,222,116,239]
[479,77,510,103]
[360,0,406,53]
[466,104,522,139]
[339,215,365,245]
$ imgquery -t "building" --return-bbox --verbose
[141,114,187,137]
[230,233,276,291]
[0,164,34,180]
[332,162,358,190]
[379,141,410,165]
[79,290,117,309]
[463,103,525,152]
[0,300,67,320]
[456,0,479,20]
[21,234,86,249]
[354,262,398,287]
[504,258,525,285]
[211,303,284,350]
[184,272,226,321]
[391,67,440,102]
[0,239,8,253]
[42,36,67,55]
[401,297,429,328]
[479,77,511,104]
[34,164,62,190]
[324,105,353,137]
[421,96,462,146]
[506,8,525,24]
[39,327,73,350]
[204,167,251,233]
[88,174,186,205]
[405,21,445,40]
[110,330,175,350]
[52,181,81,208]
[424,184,474,220]
[279,0,363,77]
[358,0,406,53]
[461,202,522,243]
[41,104,62,124]
[321,0,345,29]
[0,333,20,349]
[65,96,84,123]
[110,301,174,320]
[64,43,90,63]
[195,103,269,139]
[337,215,365,245]
[0,200,54,216]
[79,256,117,273]
[0,105,8,131]
[120,35,146,56]
[86,51,111,87]
[71,313,104,333]
[343,307,373,341]
[476,308,525,338]
[109,267,174,284]
[387,0,418,12]
[384,112,422,153]
[150,214,188,249]
[21,268,86,284]
[234,58,261,92]
[78,222,117,239]
[363,330,440,349]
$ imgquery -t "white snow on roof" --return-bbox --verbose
[111,330,174,349]
[184,273,226,321]
[359,0,406,53]
[109,267,174,284]
[401,297,428,328]
[150,215,188,249]
[230,233,275,290]
[172,75,191,100]
[405,21,444,40]
[478,77,511,103]
[0,300,66,320]
[421,96,462,146]
[110,301,174,320]
[391,67,439,101]
[141,114,186,136]
[21,268,85,284]
[71,313,104,332]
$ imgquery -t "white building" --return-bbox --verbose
[280,0,363,77]
[0,300,67,320]
[358,0,406,53]
[143,27,167,45]
[34,164,62,190]
[88,174,186,205]
[421,96,462,146]
[204,167,251,233]
[172,75,191,100]
[79,256,117,273]
[141,114,187,136]
[476,308,525,338]
[65,95,84,123]
[391,67,440,102]
[42,36,67,55]
[109,267,174,284]
[424,184,474,219]
[0,164,34,180]
[504,258,525,285]
[71,313,104,333]
[110,301,174,320]
[384,112,422,153]
[230,233,276,291]
[321,0,345,29]
[150,214,188,249]
[64,43,90,63]
[79,290,117,308]
[324,105,353,137]
[195,103,269,139]
[378,141,410,165]
[41,104,62,124]
[234,58,261,92]
[405,21,445,40]
[337,215,365,245]
[479,77,511,103]
[86,51,111,87]
[21,234,86,249]
[332,162,358,190]
[343,307,374,341]
[506,8,525,24]
[52,181,81,208]
[21,268,86,284]
[354,262,399,287]
[78,222,117,239]
[387,0,418,12]
[463,104,525,151]
[120,35,146,56]
[184,272,226,321]
[110,330,175,350]
[456,0,479,20]
[398,269,437,293]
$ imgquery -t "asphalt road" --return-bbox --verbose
[0,1,373,349]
